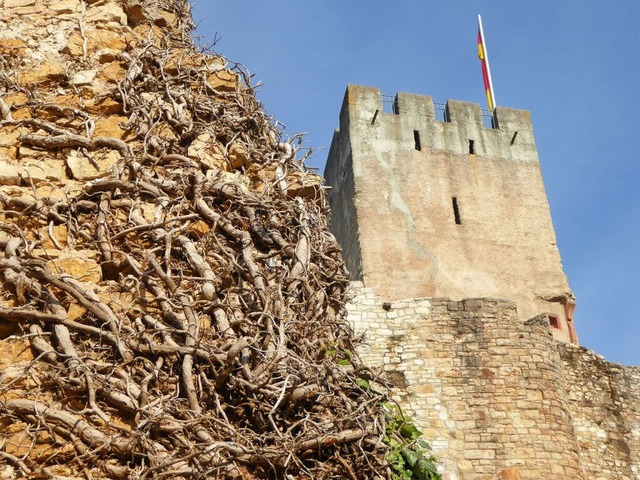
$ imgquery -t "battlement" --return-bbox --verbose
[338,84,537,162]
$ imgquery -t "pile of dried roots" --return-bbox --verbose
[0,1,389,478]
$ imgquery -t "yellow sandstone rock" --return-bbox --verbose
[86,96,123,115]
[188,132,228,170]
[228,142,249,168]
[17,61,65,85]
[206,69,239,92]
[0,38,27,57]
[93,115,130,139]
[47,251,102,284]
[98,62,127,83]
[85,2,127,25]
[49,0,81,14]
[66,150,121,181]
[38,224,68,250]
[64,29,127,57]
[3,0,36,7]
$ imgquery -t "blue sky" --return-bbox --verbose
[192,2,640,365]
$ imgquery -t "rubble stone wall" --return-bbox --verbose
[558,343,640,480]
[348,281,640,480]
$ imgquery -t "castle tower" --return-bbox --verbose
[325,85,577,343]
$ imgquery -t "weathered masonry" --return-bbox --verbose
[344,284,640,480]
[325,86,640,479]
[325,85,576,343]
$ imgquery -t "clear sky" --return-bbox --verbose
[192,1,640,365]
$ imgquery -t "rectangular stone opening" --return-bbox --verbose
[469,139,475,154]
[452,197,461,225]
[414,130,422,151]
[548,314,560,329]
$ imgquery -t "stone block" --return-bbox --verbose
[207,69,238,92]
[0,161,20,185]
[20,160,66,184]
[188,132,227,170]
[63,29,126,57]
[66,150,120,181]
[228,142,249,168]
[188,220,210,238]
[47,251,102,284]
[285,171,322,202]
[17,61,66,85]
[85,3,127,25]
[0,38,28,57]
[97,62,126,83]
[38,224,68,250]
[49,0,81,13]
[465,449,495,460]
[71,69,97,86]
[154,10,176,27]
[85,97,123,115]
[447,301,463,311]
[4,0,35,6]
[93,116,129,139]
[123,0,149,25]
[464,299,485,311]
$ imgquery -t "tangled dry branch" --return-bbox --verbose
[0,1,390,478]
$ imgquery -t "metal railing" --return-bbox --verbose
[481,109,498,129]
[381,94,398,114]
[434,102,448,122]
[380,94,498,129]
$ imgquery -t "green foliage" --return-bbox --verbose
[323,343,354,366]
[326,345,442,479]
[382,403,442,480]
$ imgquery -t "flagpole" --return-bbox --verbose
[477,14,497,110]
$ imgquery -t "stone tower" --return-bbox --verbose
[323,86,640,480]
[325,85,577,343]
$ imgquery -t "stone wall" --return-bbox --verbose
[348,282,640,480]
[559,344,640,480]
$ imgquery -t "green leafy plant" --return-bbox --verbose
[382,403,442,480]
[322,342,354,366]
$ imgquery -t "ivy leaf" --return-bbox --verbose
[415,457,440,478]
[400,422,423,441]
[400,447,421,468]
[355,378,370,390]
[416,439,432,450]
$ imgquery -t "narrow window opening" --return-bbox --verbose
[413,130,422,151]
[452,197,461,225]
[468,139,475,154]
[548,315,560,329]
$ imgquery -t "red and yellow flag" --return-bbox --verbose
[477,28,494,111]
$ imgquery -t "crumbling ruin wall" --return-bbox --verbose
[558,343,640,480]
[0,2,390,479]
[348,282,640,480]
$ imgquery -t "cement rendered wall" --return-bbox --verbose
[325,85,576,343]
[347,282,640,480]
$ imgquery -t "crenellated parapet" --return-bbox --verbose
[340,84,537,162]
